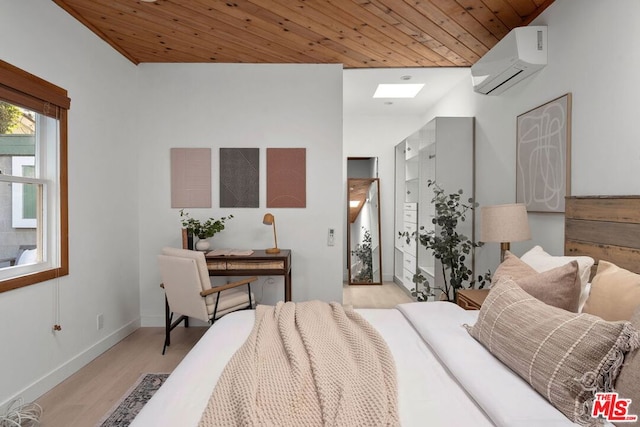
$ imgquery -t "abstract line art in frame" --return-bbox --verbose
[170,147,212,208]
[267,148,306,208]
[219,148,259,208]
[516,93,572,213]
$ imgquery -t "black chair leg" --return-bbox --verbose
[163,312,172,355]
[163,295,190,355]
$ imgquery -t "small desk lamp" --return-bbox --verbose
[262,213,280,254]
[480,203,531,262]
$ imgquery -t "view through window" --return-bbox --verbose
[0,60,69,292]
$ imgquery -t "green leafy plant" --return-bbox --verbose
[401,180,481,302]
[179,209,233,239]
[0,101,22,134]
[409,271,434,301]
[351,228,373,282]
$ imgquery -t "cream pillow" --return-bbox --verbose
[521,245,595,310]
[583,261,640,322]
[494,251,581,312]
[615,307,640,426]
[467,279,639,425]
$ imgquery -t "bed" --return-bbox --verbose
[131,196,640,427]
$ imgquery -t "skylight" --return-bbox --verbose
[373,84,425,98]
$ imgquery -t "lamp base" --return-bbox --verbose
[265,247,281,254]
[500,242,511,263]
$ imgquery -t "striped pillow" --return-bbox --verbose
[467,278,639,425]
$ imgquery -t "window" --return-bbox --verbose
[0,60,69,292]
[12,156,37,228]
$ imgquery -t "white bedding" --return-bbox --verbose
[131,302,582,427]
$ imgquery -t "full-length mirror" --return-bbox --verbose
[347,178,382,285]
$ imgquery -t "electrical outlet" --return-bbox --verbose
[327,228,335,246]
[97,313,104,330]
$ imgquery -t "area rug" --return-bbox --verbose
[96,373,169,427]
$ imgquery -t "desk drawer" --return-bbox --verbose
[226,260,285,270]
[207,261,228,271]
[207,259,286,271]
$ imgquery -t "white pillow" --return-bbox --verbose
[520,245,594,311]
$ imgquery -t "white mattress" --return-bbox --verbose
[131,302,582,427]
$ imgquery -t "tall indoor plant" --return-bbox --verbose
[401,180,481,302]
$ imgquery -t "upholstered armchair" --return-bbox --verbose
[158,247,255,354]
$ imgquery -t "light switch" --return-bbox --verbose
[327,228,335,246]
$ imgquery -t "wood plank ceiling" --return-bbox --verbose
[53,0,554,67]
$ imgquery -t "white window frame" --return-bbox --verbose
[11,156,37,228]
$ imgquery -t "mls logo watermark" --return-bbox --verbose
[592,392,638,423]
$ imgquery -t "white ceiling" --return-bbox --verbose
[343,67,470,116]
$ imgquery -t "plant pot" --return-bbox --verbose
[195,238,210,251]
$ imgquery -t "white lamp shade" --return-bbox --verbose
[480,203,531,243]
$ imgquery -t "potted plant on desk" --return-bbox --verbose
[179,209,233,251]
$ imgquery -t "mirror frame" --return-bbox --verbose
[347,177,383,285]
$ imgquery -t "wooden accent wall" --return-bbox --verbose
[565,196,640,277]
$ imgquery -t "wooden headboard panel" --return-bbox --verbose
[565,196,640,278]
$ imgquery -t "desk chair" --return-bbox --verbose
[158,247,255,354]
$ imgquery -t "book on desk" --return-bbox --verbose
[206,249,254,256]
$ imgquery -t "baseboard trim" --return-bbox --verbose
[1,318,140,410]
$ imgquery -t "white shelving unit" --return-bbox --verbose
[394,117,475,299]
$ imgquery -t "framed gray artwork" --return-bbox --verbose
[219,148,259,208]
[516,93,572,213]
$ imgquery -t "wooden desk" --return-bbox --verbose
[205,249,292,302]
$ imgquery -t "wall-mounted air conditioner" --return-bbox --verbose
[471,26,547,95]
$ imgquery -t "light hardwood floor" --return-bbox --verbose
[343,280,413,308]
[35,281,412,426]
[36,327,207,426]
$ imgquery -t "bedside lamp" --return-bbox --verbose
[262,213,280,254]
[480,203,531,262]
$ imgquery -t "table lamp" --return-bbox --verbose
[480,203,531,262]
[262,213,280,254]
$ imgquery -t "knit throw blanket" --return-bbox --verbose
[199,301,399,426]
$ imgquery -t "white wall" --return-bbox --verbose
[0,0,140,407]
[421,0,640,279]
[136,63,344,326]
